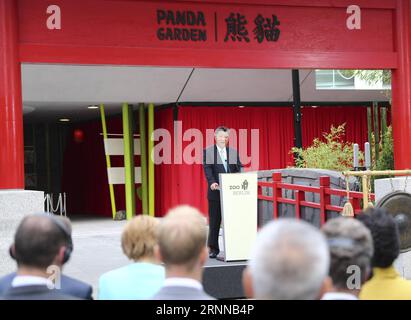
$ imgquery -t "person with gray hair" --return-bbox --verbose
[321,217,373,300]
[242,219,331,300]
[203,126,243,258]
[151,205,214,300]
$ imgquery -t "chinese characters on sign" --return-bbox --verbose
[224,13,281,43]
[252,14,281,43]
[224,13,250,42]
[156,10,281,44]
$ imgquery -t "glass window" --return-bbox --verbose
[315,70,355,89]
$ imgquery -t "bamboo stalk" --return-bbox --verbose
[343,170,411,177]
[343,170,411,210]
[367,106,372,147]
[373,102,379,162]
[100,104,117,219]
[362,174,369,209]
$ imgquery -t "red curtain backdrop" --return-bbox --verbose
[62,117,142,217]
[154,106,368,217]
[300,106,368,148]
[62,106,367,217]
[154,108,179,216]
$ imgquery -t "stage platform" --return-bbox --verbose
[203,256,247,299]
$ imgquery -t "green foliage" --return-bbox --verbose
[352,70,391,86]
[375,126,394,171]
[353,69,392,102]
[291,123,364,171]
[369,126,394,192]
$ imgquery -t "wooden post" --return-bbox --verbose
[352,197,361,215]
[0,0,24,188]
[272,172,282,219]
[295,190,305,220]
[319,176,330,226]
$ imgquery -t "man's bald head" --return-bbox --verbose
[13,214,71,269]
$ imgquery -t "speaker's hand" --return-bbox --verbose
[210,183,219,190]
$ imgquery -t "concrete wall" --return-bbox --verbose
[0,190,44,275]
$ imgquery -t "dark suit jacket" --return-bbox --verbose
[203,145,242,201]
[0,272,93,300]
[1,285,81,300]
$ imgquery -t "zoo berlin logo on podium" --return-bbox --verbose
[230,179,250,196]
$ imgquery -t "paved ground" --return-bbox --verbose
[63,215,129,299]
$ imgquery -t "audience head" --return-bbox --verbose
[121,215,159,262]
[157,205,208,273]
[10,213,73,270]
[322,217,373,291]
[356,208,400,268]
[243,218,330,300]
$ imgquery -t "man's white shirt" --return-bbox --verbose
[12,275,53,288]
[163,277,204,291]
[216,145,227,172]
[321,292,358,300]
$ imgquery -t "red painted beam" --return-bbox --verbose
[0,0,24,189]
[18,0,395,67]
[112,0,397,9]
[19,44,398,69]
[392,0,411,169]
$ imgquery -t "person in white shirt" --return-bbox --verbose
[151,205,214,300]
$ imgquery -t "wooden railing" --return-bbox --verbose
[258,172,375,226]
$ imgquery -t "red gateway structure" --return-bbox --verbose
[0,0,410,190]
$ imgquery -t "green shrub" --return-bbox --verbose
[370,126,394,191]
[375,126,394,171]
[291,123,364,171]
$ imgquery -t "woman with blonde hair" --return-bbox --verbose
[98,215,165,299]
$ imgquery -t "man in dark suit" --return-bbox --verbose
[1,213,91,300]
[203,126,242,258]
[0,272,92,300]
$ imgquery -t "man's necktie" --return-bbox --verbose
[221,149,227,172]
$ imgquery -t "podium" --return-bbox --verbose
[218,172,258,262]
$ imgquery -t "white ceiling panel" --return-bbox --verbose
[21,64,389,122]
